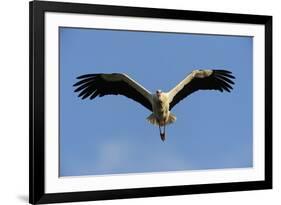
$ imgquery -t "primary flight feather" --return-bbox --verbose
[73,69,235,141]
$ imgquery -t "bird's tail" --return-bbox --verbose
[147,114,158,125]
[147,113,176,126]
[167,112,177,124]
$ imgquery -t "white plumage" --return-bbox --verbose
[74,69,235,141]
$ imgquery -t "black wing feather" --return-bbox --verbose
[169,70,235,110]
[73,74,152,111]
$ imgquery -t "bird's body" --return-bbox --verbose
[148,92,175,125]
[148,92,176,141]
[73,69,235,141]
[152,93,170,124]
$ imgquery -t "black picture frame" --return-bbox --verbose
[29,0,272,204]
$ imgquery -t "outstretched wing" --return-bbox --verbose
[168,69,235,110]
[73,73,153,111]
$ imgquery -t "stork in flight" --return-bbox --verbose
[73,69,235,141]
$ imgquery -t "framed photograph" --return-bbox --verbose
[29,0,272,204]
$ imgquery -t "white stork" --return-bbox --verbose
[73,69,235,141]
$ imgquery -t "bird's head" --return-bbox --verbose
[156,89,162,97]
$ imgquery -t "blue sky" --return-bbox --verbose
[59,27,253,177]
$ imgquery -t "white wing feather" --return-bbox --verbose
[168,69,213,103]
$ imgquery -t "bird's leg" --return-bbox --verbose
[164,123,166,139]
[158,124,162,138]
[157,120,165,142]
[161,123,165,141]
[159,124,165,142]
